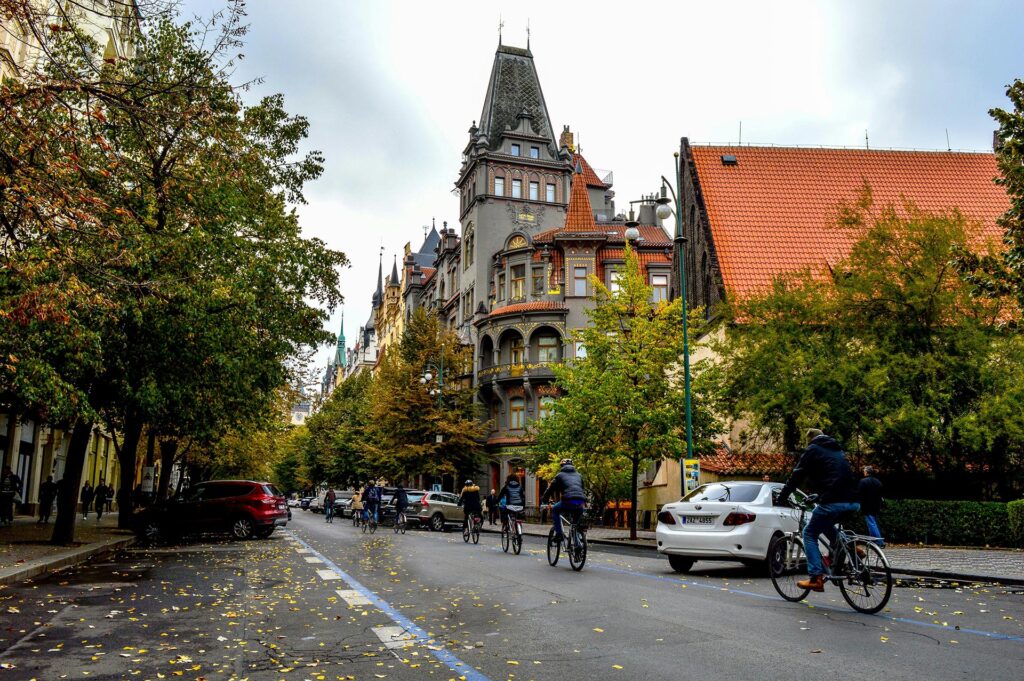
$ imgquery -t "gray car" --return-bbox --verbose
[412,491,465,531]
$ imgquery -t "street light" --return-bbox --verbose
[656,152,694,497]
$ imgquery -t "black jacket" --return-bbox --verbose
[542,464,586,502]
[498,480,526,508]
[779,435,858,505]
[394,488,409,508]
[858,476,883,515]
[459,485,482,513]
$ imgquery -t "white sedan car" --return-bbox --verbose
[656,481,804,573]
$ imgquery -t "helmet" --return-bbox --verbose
[560,458,573,466]
[465,479,473,485]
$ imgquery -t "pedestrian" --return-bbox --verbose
[762,474,771,482]
[80,482,94,519]
[93,481,107,521]
[106,485,114,512]
[858,466,885,547]
[350,489,363,526]
[485,488,498,525]
[0,465,22,526]
[325,488,336,523]
[38,475,58,524]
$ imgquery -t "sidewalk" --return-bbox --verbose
[0,512,135,585]
[482,521,1024,584]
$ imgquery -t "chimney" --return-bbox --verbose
[559,125,575,152]
[638,203,658,226]
[993,130,1005,152]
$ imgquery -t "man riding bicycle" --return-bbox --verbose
[777,429,861,592]
[541,458,586,540]
[393,484,409,525]
[496,474,526,530]
[458,480,482,531]
[363,480,383,525]
[324,488,336,523]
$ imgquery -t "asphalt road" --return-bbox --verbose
[0,510,1021,681]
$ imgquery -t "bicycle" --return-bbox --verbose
[352,508,362,527]
[500,506,524,555]
[393,509,407,535]
[462,512,482,544]
[768,494,893,614]
[546,505,587,571]
[362,507,378,534]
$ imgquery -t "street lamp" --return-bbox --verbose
[656,152,694,497]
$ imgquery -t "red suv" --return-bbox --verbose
[137,480,288,543]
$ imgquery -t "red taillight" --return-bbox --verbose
[657,510,676,525]
[258,496,276,506]
[421,501,429,511]
[723,512,756,526]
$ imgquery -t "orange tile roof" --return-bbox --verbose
[421,267,436,284]
[486,435,533,446]
[699,449,792,476]
[484,301,568,320]
[564,165,596,232]
[570,152,610,188]
[597,248,673,280]
[689,146,1009,299]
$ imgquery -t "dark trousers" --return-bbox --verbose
[0,493,14,523]
[95,501,104,520]
[82,501,90,518]
[488,507,498,525]
[38,499,54,523]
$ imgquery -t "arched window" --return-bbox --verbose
[537,335,560,363]
[463,223,475,270]
[509,398,526,429]
[511,336,525,364]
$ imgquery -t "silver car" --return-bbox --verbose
[412,491,465,531]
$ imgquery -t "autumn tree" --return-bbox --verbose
[531,245,719,539]
[303,371,374,487]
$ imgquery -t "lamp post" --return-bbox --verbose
[420,345,445,444]
[655,152,694,497]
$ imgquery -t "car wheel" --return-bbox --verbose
[254,527,275,539]
[430,513,445,532]
[231,516,255,540]
[668,555,695,573]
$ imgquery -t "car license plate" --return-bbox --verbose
[682,515,714,525]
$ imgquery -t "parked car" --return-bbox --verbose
[411,490,465,531]
[287,497,299,508]
[299,496,313,510]
[136,480,288,544]
[655,481,806,573]
[312,489,355,514]
[380,490,426,526]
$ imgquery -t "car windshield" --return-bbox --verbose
[683,483,763,503]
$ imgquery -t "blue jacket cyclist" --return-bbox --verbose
[541,459,587,540]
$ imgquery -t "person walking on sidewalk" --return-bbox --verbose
[485,489,498,525]
[324,488,336,523]
[0,466,22,526]
[37,475,58,524]
[777,429,860,593]
[93,481,108,521]
[80,482,94,519]
[858,466,885,547]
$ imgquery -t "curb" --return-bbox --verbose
[480,526,1024,586]
[0,534,136,586]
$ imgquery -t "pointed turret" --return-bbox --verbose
[564,162,597,232]
[476,43,557,152]
[335,308,346,369]
[389,256,399,287]
[372,253,384,308]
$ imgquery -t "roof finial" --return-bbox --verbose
[526,19,530,49]
[498,14,503,45]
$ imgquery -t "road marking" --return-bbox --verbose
[295,548,311,554]
[372,625,418,649]
[287,530,491,680]
[303,556,323,564]
[315,569,341,581]
[336,589,373,607]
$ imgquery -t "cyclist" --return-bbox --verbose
[457,479,482,532]
[496,474,526,531]
[363,479,383,525]
[541,458,586,540]
[324,488,336,523]
[393,483,409,527]
[350,488,363,525]
[777,428,860,592]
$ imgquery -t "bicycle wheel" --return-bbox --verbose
[394,518,400,534]
[361,518,368,534]
[838,540,892,614]
[400,518,407,535]
[569,528,587,571]
[472,523,480,544]
[512,523,522,555]
[369,519,377,534]
[462,523,470,543]
[768,534,811,602]
[501,526,510,552]
[546,528,560,566]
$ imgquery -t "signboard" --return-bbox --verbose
[683,459,700,495]
[431,483,442,492]
[141,466,155,494]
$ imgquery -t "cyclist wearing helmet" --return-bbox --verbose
[496,474,527,529]
[541,458,586,540]
[458,479,483,531]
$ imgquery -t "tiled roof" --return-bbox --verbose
[690,146,1010,299]
[486,435,533,447]
[570,152,610,188]
[597,248,673,280]
[699,449,792,476]
[484,301,568,320]
[421,267,436,285]
[564,166,597,232]
[533,223,670,245]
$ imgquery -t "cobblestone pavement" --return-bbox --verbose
[0,512,130,571]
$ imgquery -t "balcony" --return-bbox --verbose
[477,361,560,387]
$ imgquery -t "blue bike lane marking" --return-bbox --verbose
[287,530,492,681]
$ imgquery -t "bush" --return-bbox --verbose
[874,499,1021,548]
[1009,499,1024,546]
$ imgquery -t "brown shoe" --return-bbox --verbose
[797,575,826,592]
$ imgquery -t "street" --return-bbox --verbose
[0,512,1021,681]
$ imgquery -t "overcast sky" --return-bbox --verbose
[181,0,1024,380]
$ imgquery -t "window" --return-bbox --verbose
[537,335,559,363]
[573,266,588,296]
[609,268,622,293]
[651,273,669,302]
[497,272,506,301]
[539,396,555,420]
[463,225,474,269]
[532,267,545,294]
[509,398,525,429]
[575,342,587,359]
[511,336,525,364]
[529,181,539,201]
[511,265,525,299]
[530,146,540,159]
[510,143,521,156]
[511,179,522,199]
[494,176,504,196]
[546,183,556,202]
[463,287,474,318]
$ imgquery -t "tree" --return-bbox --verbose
[531,245,719,539]
[705,193,1021,499]
[303,371,373,487]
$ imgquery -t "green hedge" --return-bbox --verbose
[870,499,1023,548]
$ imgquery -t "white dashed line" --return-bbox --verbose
[372,625,418,649]
[316,569,341,581]
[336,589,373,607]
[304,556,324,564]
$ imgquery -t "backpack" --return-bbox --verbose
[367,486,380,502]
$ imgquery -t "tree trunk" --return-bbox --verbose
[629,455,639,541]
[50,419,92,545]
[156,438,177,500]
[115,418,143,529]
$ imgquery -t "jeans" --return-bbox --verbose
[552,499,585,537]
[864,514,884,547]
[803,502,860,576]
[325,504,334,522]
[364,504,378,523]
